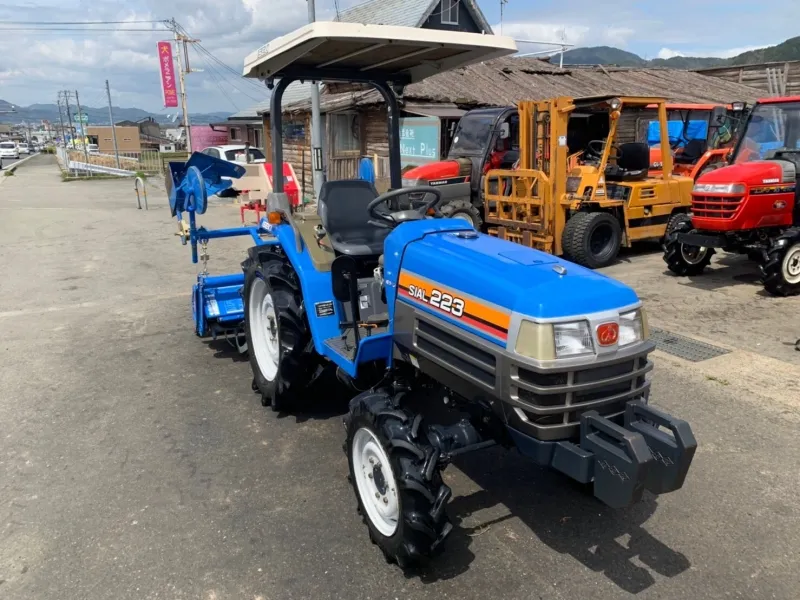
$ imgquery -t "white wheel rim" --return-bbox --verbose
[451,212,474,225]
[680,243,708,265]
[782,244,800,284]
[352,427,399,537]
[248,278,279,381]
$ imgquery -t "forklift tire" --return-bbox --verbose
[346,390,452,568]
[562,211,622,269]
[761,229,800,297]
[439,199,483,229]
[663,221,714,276]
[243,248,313,411]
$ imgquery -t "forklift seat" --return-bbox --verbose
[317,180,388,257]
[674,139,708,164]
[605,143,650,181]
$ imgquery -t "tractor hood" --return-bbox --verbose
[396,229,639,320]
[696,160,796,186]
[403,159,471,184]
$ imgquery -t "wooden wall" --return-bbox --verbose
[263,113,312,200]
[696,61,800,97]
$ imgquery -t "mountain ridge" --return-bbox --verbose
[0,98,231,126]
[553,35,800,69]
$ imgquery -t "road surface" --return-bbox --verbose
[0,155,798,600]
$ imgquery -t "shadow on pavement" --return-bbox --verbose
[418,447,691,593]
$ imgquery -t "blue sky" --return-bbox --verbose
[0,0,797,114]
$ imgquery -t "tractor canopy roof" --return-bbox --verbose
[242,21,517,85]
[572,95,668,111]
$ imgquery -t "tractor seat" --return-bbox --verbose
[317,180,388,257]
[605,142,650,181]
[674,139,708,164]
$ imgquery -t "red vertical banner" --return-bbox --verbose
[158,41,179,108]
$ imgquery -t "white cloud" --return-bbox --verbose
[657,48,684,59]
[496,21,635,49]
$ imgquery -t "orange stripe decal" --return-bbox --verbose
[397,271,511,339]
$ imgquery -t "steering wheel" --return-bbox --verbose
[366,186,443,228]
[586,139,620,162]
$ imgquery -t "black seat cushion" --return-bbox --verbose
[606,142,650,181]
[674,138,708,164]
[317,180,387,257]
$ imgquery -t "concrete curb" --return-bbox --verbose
[0,152,40,185]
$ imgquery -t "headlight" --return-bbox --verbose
[554,321,594,358]
[609,97,622,111]
[619,309,648,347]
[515,321,556,361]
[566,176,582,193]
[402,178,425,187]
[692,183,746,194]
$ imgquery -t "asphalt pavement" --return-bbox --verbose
[1,155,798,600]
[0,153,34,170]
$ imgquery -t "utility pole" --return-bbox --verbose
[105,80,121,169]
[500,0,507,35]
[170,19,194,153]
[62,91,76,150]
[74,90,90,168]
[308,0,323,198]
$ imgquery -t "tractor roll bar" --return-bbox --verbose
[267,74,405,196]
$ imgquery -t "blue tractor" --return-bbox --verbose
[172,23,697,567]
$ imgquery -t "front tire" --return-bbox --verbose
[346,391,452,567]
[242,248,313,411]
[562,211,622,269]
[439,199,483,229]
[762,229,800,297]
[663,221,714,276]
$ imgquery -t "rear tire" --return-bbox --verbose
[562,211,622,269]
[439,199,483,229]
[345,391,452,568]
[242,248,314,411]
[663,221,714,276]
[761,229,800,297]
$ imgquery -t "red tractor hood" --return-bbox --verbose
[697,160,793,185]
[404,160,463,182]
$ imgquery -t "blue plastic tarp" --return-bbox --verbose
[647,120,709,148]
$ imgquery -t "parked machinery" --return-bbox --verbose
[401,106,519,228]
[663,96,800,296]
[645,102,747,180]
[483,96,694,268]
[172,23,697,569]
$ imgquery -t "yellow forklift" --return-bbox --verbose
[484,96,696,268]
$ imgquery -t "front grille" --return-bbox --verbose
[692,194,743,219]
[512,356,651,427]
[414,319,496,387]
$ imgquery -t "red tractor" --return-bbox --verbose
[663,96,800,296]
[402,106,519,228]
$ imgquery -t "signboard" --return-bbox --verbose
[158,41,179,108]
[189,125,230,152]
[73,113,88,124]
[399,117,440,167]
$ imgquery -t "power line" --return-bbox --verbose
[0,20,166,25]
[0,27,166,31]
[192,48,241,111]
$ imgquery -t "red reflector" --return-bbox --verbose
[596,322,619,346]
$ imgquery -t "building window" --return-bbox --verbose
[230,127,241,141]
[331,113,359,155]
[441,0,459,24]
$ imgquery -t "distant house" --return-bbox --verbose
[86,126,142,153]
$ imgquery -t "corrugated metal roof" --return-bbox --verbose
[228,82,313,119]
[284,58,761,113]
